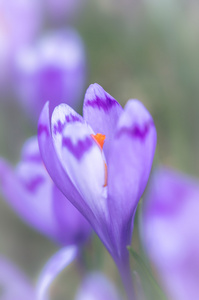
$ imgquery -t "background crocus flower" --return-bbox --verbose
[75,272,121,300]
[38,83,157,299]
[0,136,91,246]
[14,29,87,121]
[0,0,41,91]
[140,167,199,300]
[0,255,35,300]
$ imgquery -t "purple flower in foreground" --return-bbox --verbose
[14,29,86,120]
[0,136,91,246]
[141,167,199,300]
[38,83,157,299]
[0,255,35,300]
[0,0,41,91]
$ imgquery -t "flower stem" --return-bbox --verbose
[116,256,136,300]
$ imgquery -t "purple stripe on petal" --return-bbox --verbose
[38,124,49,136]
[84,95,118,113]
[62,136,93,160]
[53,114,82,135]
[116,120,154,141]
[22,175,45,193]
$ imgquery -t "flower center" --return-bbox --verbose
[91,133,107,187]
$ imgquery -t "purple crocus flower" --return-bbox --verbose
[38,83,157,299]
[14,29,86,121]
[0,136,91,246]
[140,167,199,300]
[0,0,41,91]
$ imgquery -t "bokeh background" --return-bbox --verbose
[0,0,199,298]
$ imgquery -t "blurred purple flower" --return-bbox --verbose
[0,0,41,91]
[0,255,35,300]
[14,29,87,121]
[0,136,91,246]
[141,167,199,300]
[43,0,87,23]
[38,83,157,299]
[74,272,121,300]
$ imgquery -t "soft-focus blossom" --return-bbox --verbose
[0,0,41,91]
[36,245,121,300]
[14,29,86,120]
[38,83,156,298]
[74,272,121,300]
[43,0,87,23]
[140,167,199,300]
[0,136,91,246]
[0,255,35,300]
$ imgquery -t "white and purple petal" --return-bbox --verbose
[83,84,123,157]
[107,99,157,257]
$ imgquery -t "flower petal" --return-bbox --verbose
[141,167,199,300]
[0,155,60,242]
[107,100,157,254]
[83,84,123,157]
[52,185,92,246]
[0,256,34,300]
[14,29,86,120]
[75,272,121,300]
[36,246,78,300]
[39,102,113,253]
[61,122,108,221]
[38,102,85,212]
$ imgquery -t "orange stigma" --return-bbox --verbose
[91,133,106,150]
[91,133,107,187]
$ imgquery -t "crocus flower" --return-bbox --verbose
[0,136,91,246]
[37,245,121,300]
[0,255,35,300]
[38,83,157,299]
[0,0,41,91]
[140,167,199,300]
[14,29,86,121]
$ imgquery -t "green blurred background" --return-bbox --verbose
[0,0,199,298]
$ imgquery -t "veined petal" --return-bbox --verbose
[38,102,85,213]
[60,122,108,220]
[39,102,112,252]
[0,156,60,242]
[83,84,123,157]
[75,272,121,300]
[36,246,78,300]
[51,103,84,158]
[107,100,157,255]
[0,256,34,300]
